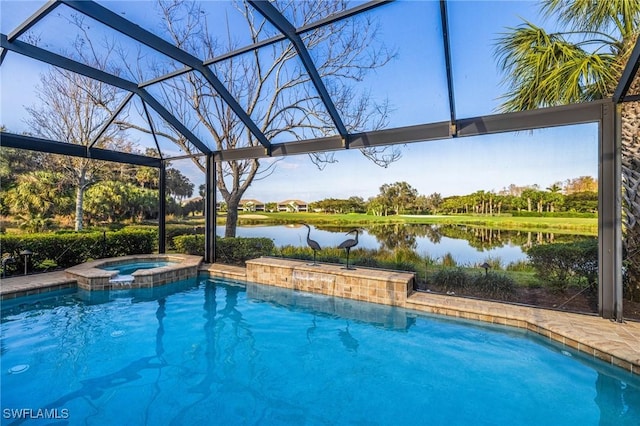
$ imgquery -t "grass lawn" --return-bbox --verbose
[228,211,597,235]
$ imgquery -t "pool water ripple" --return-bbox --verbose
[1,277,639,425]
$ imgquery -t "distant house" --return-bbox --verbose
[239,199,265,212]
[180,196,203,207]
[277,199,308,212]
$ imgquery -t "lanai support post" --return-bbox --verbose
[599,101,623,321]
[159,161,167,254]
[205,153,217,263]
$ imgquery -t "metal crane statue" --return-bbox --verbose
[338,229,360,270]
[302,224,321,265]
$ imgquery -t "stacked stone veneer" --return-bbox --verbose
[245,257,415,306]
[65,254,202,291]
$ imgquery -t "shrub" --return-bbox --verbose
[35,258,58,271]
[104,229,156,257]
[0,229,156,274]
[217,237,275,265]
[173,235,204,256]
[526,239,597,291]
[480,257,503,270]
[511,211,596,218]
[174,235,275,265]
[471,273,515,300]
[349,248,381,267]
[506,260,534,272]
[432,268,469,294]
[127,224,197,250]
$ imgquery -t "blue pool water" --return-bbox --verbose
[1,277,639,425]
[101,261,175,276]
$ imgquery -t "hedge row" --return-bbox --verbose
[1,229,275,275]
[429,268,516,300]
[511,211,596,218]
[123,224,201,250]
[173,235,274,265]
[1,229,156,274]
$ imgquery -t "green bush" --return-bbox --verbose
[471,273,515,300]
[127,224,197,250]
[430,268,514,300]
[217,237,275,265]
[511,211,596,218]
[506,260,534,272]
[433,268,469,294]
[35,258,58,271]
[104,229,156,257]
[174,235,275,265]
[0,229,156,274]
[269,246,418,272]
[526,239,597,291]
[173,235,203,256]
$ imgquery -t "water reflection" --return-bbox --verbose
[595,373,640,424]
[338,322,359,353]
[24,298,169,426]
[366,223,419,251]
[245,282,416,331]
[228,223,594,264]
[307,316,317,343]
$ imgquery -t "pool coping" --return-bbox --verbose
[65,254,202,290]
[1,262,639,375]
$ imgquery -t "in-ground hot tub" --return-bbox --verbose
[65,254,202,291]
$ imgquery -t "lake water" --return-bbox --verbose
[216,224,588,266]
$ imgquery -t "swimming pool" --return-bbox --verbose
[101,260,176,276]
[2,276,638,425]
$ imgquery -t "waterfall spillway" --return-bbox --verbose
[109,274,134,285]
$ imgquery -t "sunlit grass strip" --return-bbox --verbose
[233,212,597,235]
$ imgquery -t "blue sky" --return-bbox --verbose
[1,1,598,202]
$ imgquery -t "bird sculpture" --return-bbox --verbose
[338,229,359,270]
[302,224,321,265]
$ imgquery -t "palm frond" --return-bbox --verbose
[541,0,640,41]
[495,21,617,111]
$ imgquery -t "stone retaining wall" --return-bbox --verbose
[245,257,415,306]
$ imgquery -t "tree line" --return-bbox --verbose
[0,143,597,234]
[0,147,196,232]
[309,178,598,216]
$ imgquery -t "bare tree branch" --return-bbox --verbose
[122,0,397,236]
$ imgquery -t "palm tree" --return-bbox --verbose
[495,0,640,299]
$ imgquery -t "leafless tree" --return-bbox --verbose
[24,16,130,231]
[137,0,398,237]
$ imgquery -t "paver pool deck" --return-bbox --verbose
[2,262,639,375]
